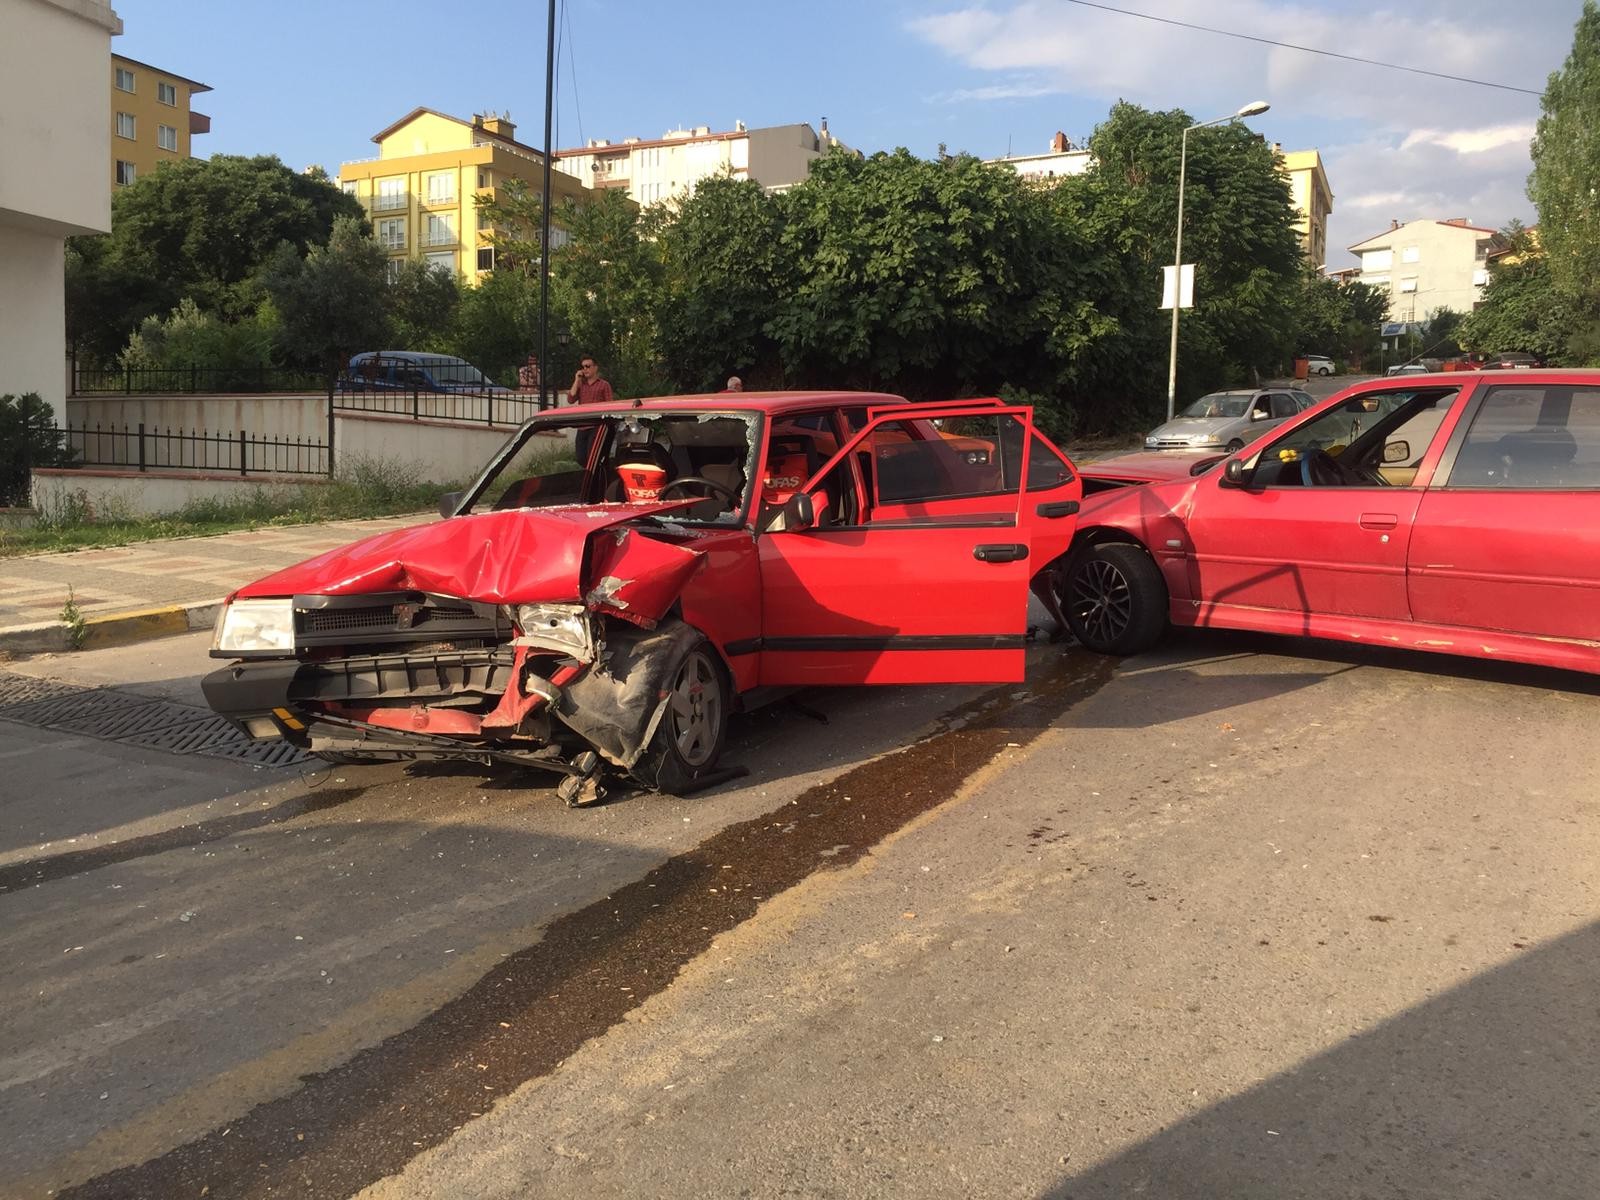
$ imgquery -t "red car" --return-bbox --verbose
[204,393,1085,803]
[1055,371,1600,677]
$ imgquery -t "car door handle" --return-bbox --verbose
[1359,512,1398,530]
[1035,500,1080,518]
[974,543,1029,563]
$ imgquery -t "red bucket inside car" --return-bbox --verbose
[617,461,668,502]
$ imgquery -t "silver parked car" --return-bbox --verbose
[1145,387,1314,452]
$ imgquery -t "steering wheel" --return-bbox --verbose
[1300,448,1381,487]
[660,476,740,505]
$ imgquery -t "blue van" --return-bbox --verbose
[341,351,509,394]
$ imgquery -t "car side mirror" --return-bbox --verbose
[785,492,815,531]
[437,490,462,519]
[1382,440,1410,464]
[1223,458,1251,486]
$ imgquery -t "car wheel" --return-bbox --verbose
[631,637,728,794]
[1063,541,1168,656]
[1317,365,1332,376]
[1226,439,1245,452]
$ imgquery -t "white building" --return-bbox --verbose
[555,120,855,204]
[984,132,1091,182]
[1,0,122,423]
[1348,218,1500,321]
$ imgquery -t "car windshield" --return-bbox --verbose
[429,358,491,387]
[458,409,761,525]
[1180,394,1250,419]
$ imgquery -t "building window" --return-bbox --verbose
[1401,245,1420,263]
[477,168,491,189]
[1399,277,1418,293]
[424,212,456,246]
[378,218,407,249]
[477,208,491,231]
[115,160,136,186]
[115,66,135,92]
[1473,269,1490,286]
[385,258,404,283]
[425,251,455,272]
[1364,274,1390,287]
[341,181,358,196]
[477,247,495,272]
[157,124,178,152]
[426,172,455,204]
[158,81,177,105]
[375,178,406,211]
[116,112,136,139]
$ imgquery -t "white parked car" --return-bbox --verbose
[1304,354,1335,376]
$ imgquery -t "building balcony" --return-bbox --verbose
[422,231,458,248]
[370,192,410,213]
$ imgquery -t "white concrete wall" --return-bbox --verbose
[333,412,522,485]
[1,0,120,235]
[68,394,331,440]
[2,0,121,424]
[31,468,324,519]
[0,226,70,421]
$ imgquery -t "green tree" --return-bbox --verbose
[1,393,75,507]
[1080,102,1304,406]
[388,260,461,352]
[117,297,282,386]
[475,178,546,278]
[654,176,787,390]
[260,217,389,385]
[448,268,539,384]
[1459,256,1580,362]
[1529,0,1600,315]
[67,155,364,363]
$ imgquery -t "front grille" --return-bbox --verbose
[294,593,504,648]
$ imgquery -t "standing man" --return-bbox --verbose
[569,355,614,406]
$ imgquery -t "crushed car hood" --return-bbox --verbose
[234,503,706,623]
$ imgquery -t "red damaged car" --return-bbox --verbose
[204,393,1085,803]
[1055,371,1600,677]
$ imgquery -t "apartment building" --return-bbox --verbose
[339,108,595,281]
[1349,218,1500,320]
[1275,147,1333,268]
[984,132,1092,181]
[5,0,121,422]
[555,119,855,204]
[109,53,211,189]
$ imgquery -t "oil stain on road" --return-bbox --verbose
[62,652,1115,1200]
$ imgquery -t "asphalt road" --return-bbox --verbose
[3,617,1597,1199]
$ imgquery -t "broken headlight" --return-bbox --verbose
[511,602,596,663]
[213,598,295,654]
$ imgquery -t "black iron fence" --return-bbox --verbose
[331,383,552,426]
[72,364,327,395]
[49,423,328,477]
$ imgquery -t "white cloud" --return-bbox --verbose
[908,1,1572,265]
[1401,123,1538,154]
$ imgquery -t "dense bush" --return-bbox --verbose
[0,393,75,508]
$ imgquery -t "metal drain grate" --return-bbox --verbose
[0,671,310,768]
[0,673,84,712]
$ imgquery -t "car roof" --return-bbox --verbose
[353,351,470,365]
[1353,368,1600,389]
[538,390,913,418]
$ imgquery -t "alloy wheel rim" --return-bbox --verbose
[668,650,721,767]
[1070,559,1133,645]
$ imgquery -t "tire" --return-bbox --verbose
[1317,366,1333,376]
[1226,439,1246,452]
[1063,541,1168,655]
[630,636,728,794]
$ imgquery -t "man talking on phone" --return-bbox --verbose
[568,355,614,406]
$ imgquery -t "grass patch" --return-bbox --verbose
[0,455,456,558]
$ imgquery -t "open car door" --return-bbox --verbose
[756,403,1049,686]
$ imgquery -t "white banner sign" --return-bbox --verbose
[1161,264,1195,310]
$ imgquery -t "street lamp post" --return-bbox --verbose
[1165,100,1271,422]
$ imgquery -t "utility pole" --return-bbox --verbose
[538,0,556,408]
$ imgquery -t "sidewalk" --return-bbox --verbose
[0,513,429,654]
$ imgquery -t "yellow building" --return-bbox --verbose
[1274,146,1333,268]
[109,53,211,188]
[339,107,595,282]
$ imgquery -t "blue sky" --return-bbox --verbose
[113,0,1582,268]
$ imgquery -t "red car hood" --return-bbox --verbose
[1081,450,1224,485]
[234,503,705,625]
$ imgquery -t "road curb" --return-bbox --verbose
[0,598,223,656]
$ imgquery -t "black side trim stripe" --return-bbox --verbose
[724,634,1026,657]
[802,518,1017,532]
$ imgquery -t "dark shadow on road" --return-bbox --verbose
[1044,919,1600,1200]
